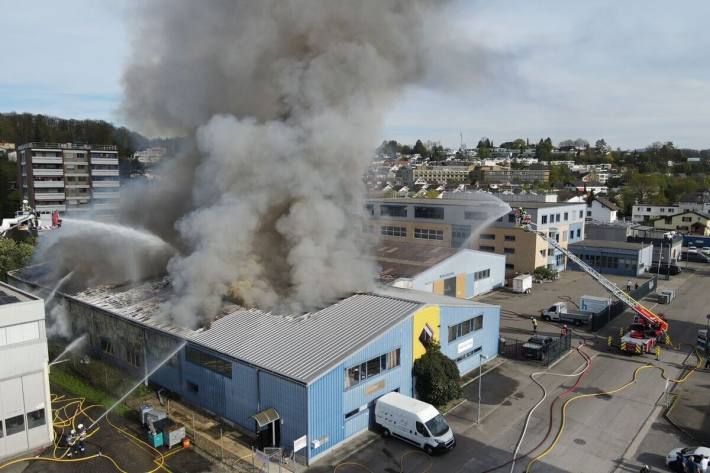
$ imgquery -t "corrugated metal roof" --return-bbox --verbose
[190,293,422,385]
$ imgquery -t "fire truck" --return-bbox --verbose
[515,208,668,354]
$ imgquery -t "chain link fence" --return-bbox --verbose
[498,332,572,366]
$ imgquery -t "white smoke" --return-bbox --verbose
[113,0,459,327]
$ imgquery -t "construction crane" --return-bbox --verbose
[516,209,668,354]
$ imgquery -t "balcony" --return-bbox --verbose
[65,170,90,177]
[91,169,119,177]
[92,202,118,210]
[92,180,120,188]
[35,204,66,212]
[34,180,64,188]
[34,193,66,200]
[92,191,120,199]
[91,158,119,165]
[32,169,63,177]
[31,156,63,164]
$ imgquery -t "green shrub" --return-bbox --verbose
[533,265,557,280]
[412,341,462,406]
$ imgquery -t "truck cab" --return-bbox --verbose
[375,392,455,454]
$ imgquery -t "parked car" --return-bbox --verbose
[666,446,710,472]
[375,392,455,454]
[702,246,710,256]
[649,262,682,275]
[682,252,710,263]
[522,335,554,360]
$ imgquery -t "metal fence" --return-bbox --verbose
[498,332,572,366]
[589,275,658,331]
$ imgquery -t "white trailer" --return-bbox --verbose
[512,274,533,294]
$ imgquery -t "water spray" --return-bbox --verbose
[50,333,88,365]
[46,270,75,305]
[88,341,187,430]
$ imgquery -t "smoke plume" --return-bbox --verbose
[111,0,455,327]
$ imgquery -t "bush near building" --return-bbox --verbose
[413,341,462,406]
[0,238,34,280]
[533,265,558,281]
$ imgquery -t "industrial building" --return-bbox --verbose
[8,269,500,464]
[568,240,653,276]
[376,241,505,298]
[17,142,120,215]
[366,196,586,275]
[0,282,53,460]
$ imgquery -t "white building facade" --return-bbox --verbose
[631,204,680,224]
[0,283,52,459]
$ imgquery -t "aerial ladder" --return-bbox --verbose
[517,209,668,354]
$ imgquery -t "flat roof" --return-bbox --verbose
[0,282,34,304]
[570,239,650,251]
[377,242,458,280]
[367,197,492,207]
[506,201,584,209]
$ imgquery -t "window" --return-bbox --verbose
[505,263,515,270]
[555,214,561,222]
[345,348,401,389]
[479,245,495,252]
[5,414,24,436]
[541,215,548,224]
[345,407,364,420]
[380,205,407,217]
[540,249,546,257]
[381,226,407,237]
[576,229,581,238]
[508,214,516,223]
[564,212,568,221]
[682,216,692,222]
[579,210,584,218]
[187,381,199,393]
[416,422,430,437]
[185,347,233,378]
[647,208,651,212]
[660,208,665,213]
[414,206,444,219]
[448,315,483,342]
[27,409,46,429]
[586,211,592,217]
[414,228,443,240]
[504,235,516,242]
[365,204,374,216]
[125,348,141,368]
[504,248,515,254]
[474,269,490,280]
[480,233,495,240]
[465,211,486,220]
[100,337,115,356]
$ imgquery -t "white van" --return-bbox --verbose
[374,392,455,454]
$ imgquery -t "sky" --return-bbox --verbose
[1,0,709,149]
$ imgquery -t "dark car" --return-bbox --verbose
[649,262,682,275]
[521,335,554,360]
[682,251,710,263]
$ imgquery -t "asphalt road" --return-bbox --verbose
[310,263,710,473]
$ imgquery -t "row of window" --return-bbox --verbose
[474,269,490,281]
[414,228,444,240]
[381,225,406,237]
[0,409,46,438]
[540,210,584,224]
[100,338,144,368]
[448,315,484,342]
[479,234,516,241]
[377,205,446,220]
[345,348,401,389]
[480,245,494,252]
[578,253,640,270]
[186,347,233,379]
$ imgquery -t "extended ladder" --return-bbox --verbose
[522,222,668,332]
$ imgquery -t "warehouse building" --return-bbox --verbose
[8,269,500,464]
[568,240,653,276]
[0,283,53,460]
[376,241,505,298]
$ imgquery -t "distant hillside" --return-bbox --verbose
[0,112,183,157]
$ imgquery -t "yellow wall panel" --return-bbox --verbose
[432,280,444,295]
[412,305,440,361]
[455,273,466,298]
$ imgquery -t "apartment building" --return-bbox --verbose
[0,283,53,460]
[366,197,586,275]
[651,210,710,236]
[134,147,167,167]
[631,204,679,223]
[17,143,120,214]
[471,166,550,185]
[412,164,474,184]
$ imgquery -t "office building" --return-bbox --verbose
[17,142,120,215]
[471,166,550,185]
[568,240,653,276]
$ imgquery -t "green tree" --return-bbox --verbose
[0,239,34,280]
[413,139,428,157]
[535,138,553,162]
[549,164,574,187]
[412,341,462,406]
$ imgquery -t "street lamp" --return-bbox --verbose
[477,353,489,424]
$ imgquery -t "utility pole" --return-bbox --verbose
[476,353,489,424]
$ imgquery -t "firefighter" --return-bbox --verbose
[560,324,569,337]
[626,280,633,292]
[66,429,79,458]
[77,423,87,453]
[655,345,661,361]
[639,465,650,473]
[531,316,538,334]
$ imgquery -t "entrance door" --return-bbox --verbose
[443,277,456,297]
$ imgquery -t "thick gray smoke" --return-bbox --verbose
[114,0,453,327]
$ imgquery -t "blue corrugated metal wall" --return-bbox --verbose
[307,317,414,462]
[259,371,308,454]
[439,305,500,375]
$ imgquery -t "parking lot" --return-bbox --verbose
[311,263,710,473]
